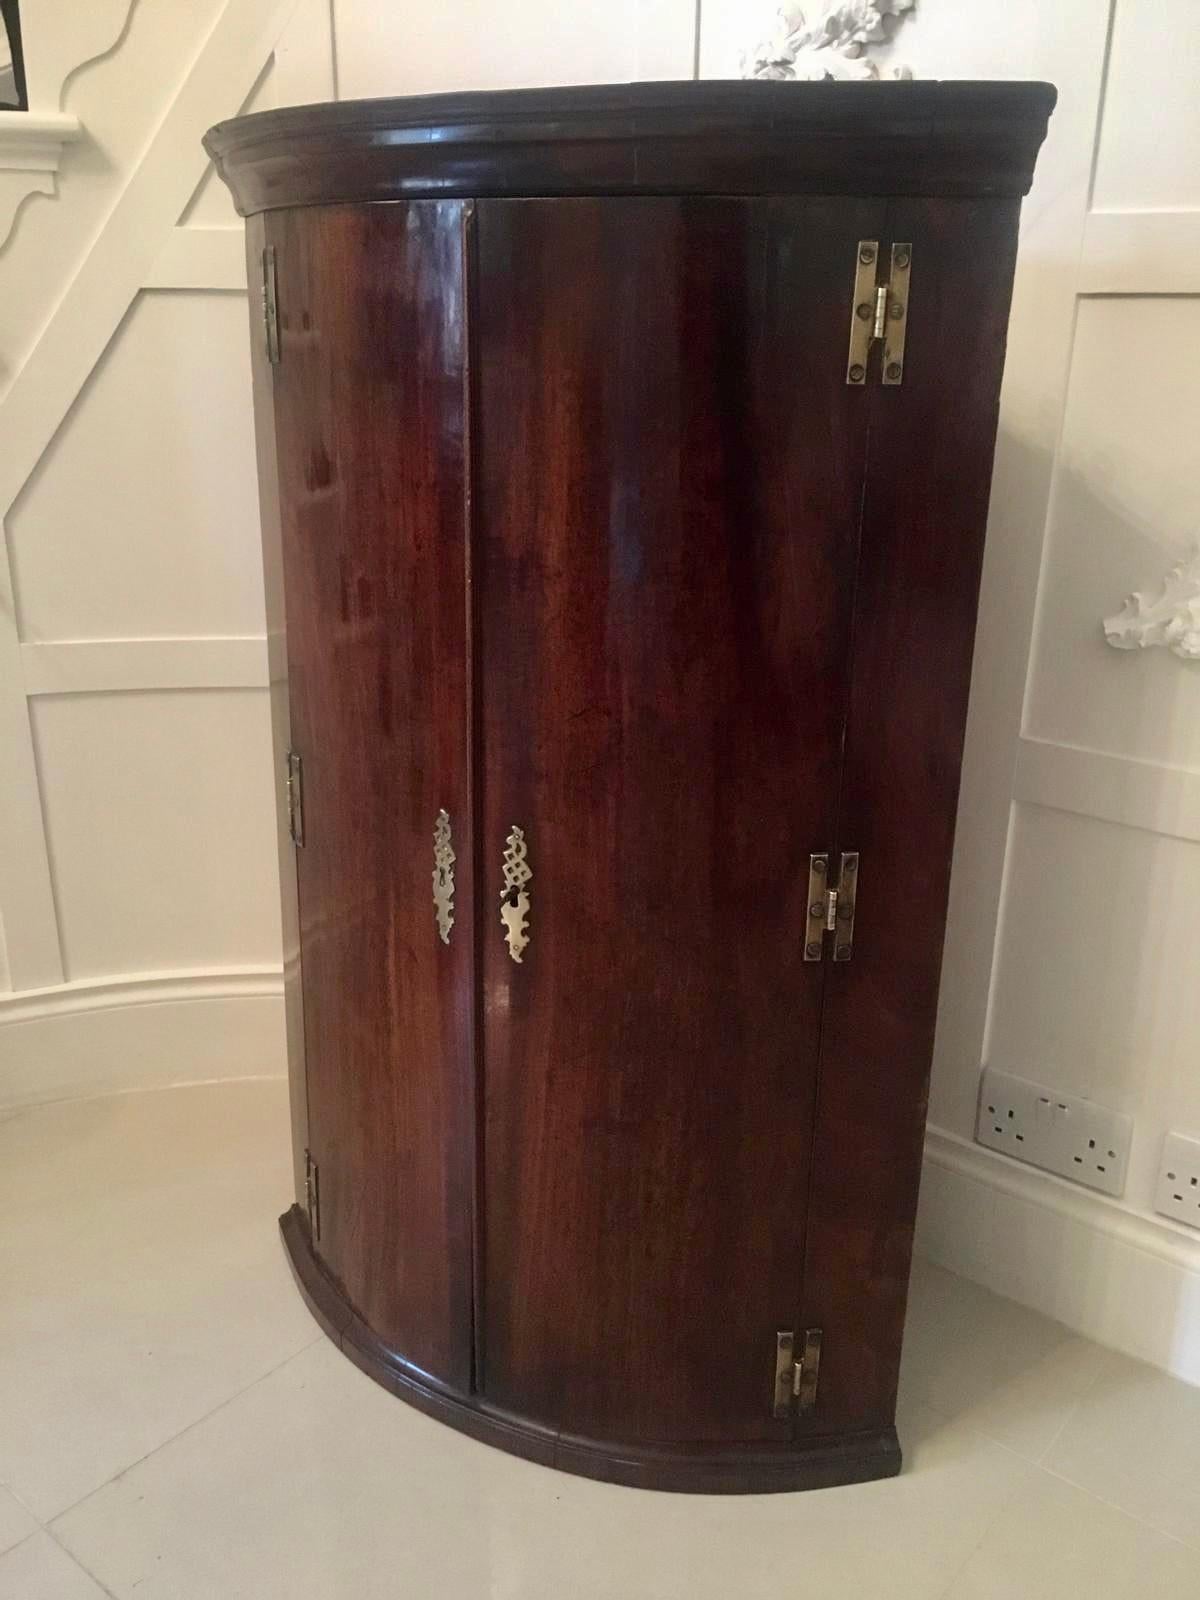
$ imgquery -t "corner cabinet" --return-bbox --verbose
[206,80,1054,1493]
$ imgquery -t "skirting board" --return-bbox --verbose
[918,1124,1200,1388]
[0,967,286,1109]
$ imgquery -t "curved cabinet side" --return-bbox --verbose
[244,213,308,1213]
[263,202,476,1393]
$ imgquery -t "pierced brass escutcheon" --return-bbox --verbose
[500,825,532,964]
[433,809,456,945]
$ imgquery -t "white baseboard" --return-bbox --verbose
[0,967,286,1109]
[918,1124,1200,1387]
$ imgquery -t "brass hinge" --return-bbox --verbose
[773,1328,823,1418]
[286,749,305,848]
[304,1148,321,1241]
[846,240,912,386]
[804,850,859,963]
[261,244,280,366]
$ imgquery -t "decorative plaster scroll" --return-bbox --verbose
[742,1,917,82]
[1104,549,1200,661]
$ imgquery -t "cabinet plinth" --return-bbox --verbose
[207,80,1053,1493]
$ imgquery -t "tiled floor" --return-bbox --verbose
[2,1081,1199,1599]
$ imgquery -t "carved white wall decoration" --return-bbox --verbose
[741,1,916,81]
[1104,549,1200,660]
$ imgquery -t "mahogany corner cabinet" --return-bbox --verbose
[206,80,1054,1494]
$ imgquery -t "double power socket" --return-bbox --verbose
[976,1068,1131,1198]
[976,1068,1200,1229]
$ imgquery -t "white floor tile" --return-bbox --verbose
[0,1081,317,1521]
[0,1487,37,1558]
[1043,1350,1200,1550]
[9,1077,1200,1599]
[943,1470,1200,1599]
[901,1258,1108,1461]
[0,1532,111,1600]
[52,1341,1034,1600]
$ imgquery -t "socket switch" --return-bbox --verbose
[1155,1132,1200,1229]
[976,1067,1132,1199]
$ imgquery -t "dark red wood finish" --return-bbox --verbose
[799,196,1024,1434]
[266,202,475,1391]
[217,82,1054,1492]
[473,196,880,1444]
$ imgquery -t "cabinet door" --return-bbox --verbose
[800,198,1023,1435]
[474,197,881,1444]
[267,202,474,1391]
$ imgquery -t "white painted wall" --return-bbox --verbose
[0,0,331,1101]
[3,0,1198,1380]
[0,0,699,1108]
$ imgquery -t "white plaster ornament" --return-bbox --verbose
[742,1,917,82]
[1104,549,1200,661]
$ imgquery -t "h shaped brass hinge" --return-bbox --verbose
[846,240,912,386]
[262,244,280,366]
[304,1148,321,1241]
[286,750,305,848]
[804,851,859,963]
[773,1328,823,1418]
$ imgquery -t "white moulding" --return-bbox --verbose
[0,109,82,171]
[0,110,83,246]
[1104,548,1200,661]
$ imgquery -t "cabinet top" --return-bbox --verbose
[204,79,1055,215]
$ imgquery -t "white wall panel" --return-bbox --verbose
[1024,296,1200,770]
[332,0,642,97]
[0,0,228,391]
[988,800,1200,1229]
[1092,0,1200,212]
[32,689,281,979]
[990,805,1200,1123]
[8,290,265,642]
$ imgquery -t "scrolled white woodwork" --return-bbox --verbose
[1103,548,1200,660]
[0,112,82,246]
[0,0,138,249]
[742,1,916,81]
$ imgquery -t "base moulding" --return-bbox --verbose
[280,1205,902,1495]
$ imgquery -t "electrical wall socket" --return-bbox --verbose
[976,1068,1132,1198]
[1155,1133,1200,1228]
